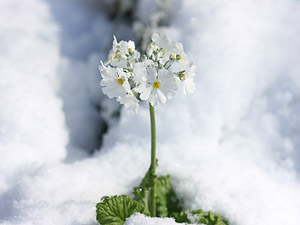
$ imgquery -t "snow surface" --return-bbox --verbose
[125,213,185,225]
[1,0,300,225]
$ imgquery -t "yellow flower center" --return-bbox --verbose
[149,44,155,50]
[153,81,161,89]
[180,73,186,79]
[113,54,118,59]
[128,48,134,54]
[170,53,176,61]
[176,54,182,60]
[117,78,123,85]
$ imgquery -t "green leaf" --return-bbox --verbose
[96,195,146,225]
[132,186,149,214]
[132,169,152,214]
[133,173,182,217]
[139,162,158,188]
[155,175,182,217]
[172,210,229,225]
[170,211,191,223]
[132,164,158,214]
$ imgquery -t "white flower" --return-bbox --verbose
[98,32,196,112]
[146,43,157,58]
[179,62,196,95]
[148,33,189,71]
[148,33,177,65]
[99,62,131,99]
[132,62,147,85]
[168,42,189,71]
[107,36,140,68]
[151,33,176,54]
[139,68,178,106]
[117,93,139,113]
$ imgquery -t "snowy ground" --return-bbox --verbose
[1,0,300,225]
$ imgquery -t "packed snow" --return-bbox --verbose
[1,0,300,225]
[125,213,183,225]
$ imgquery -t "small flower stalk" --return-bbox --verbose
[99,32,196,112]
[99,32,196,217]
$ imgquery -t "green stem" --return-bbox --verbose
[149,103,156,217]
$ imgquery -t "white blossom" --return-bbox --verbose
[98,32,196,112]
[180,62,197,95]
[148,32,176,65]
[107,36,140,68]
[139,68,178,106]
[151,33,176,54]
[168,42,189,71]
[99,62,131,99]
[117,93,139,113]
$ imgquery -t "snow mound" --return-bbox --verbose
[0,0,67,194]
[125,213,184,225]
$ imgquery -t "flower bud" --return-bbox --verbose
[170,53,176,61]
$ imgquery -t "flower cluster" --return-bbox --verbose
[99,33,196,112]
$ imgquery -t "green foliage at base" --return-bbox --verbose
[132,166,154,214]
[96,174,230,225]
[155,175,182,217]
[133,169,182,217]
[172,210,229,225]
[96,195,146,225]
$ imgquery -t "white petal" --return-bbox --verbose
[140,86,152,100]
[113,35,118,45]
[160,83,177,99]
[149,91,158,107]
[184,79,195,95]
[99,64,119,80]
[134,51,141,59]
[157,89,167,104]
[151,33,160,43]
[157,68,172,82]
[133,62,147,84]
[128,40,135,49]
[118,94,139,113]
[147,67,157,83]
[102,81,125,98]
[123,80,131,93]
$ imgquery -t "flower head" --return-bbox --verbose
[99,33,196,112]
[139,68,178,106]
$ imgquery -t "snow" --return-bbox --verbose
[125,213,183,225]
[1,0,300,225]
[0,0,67,194]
